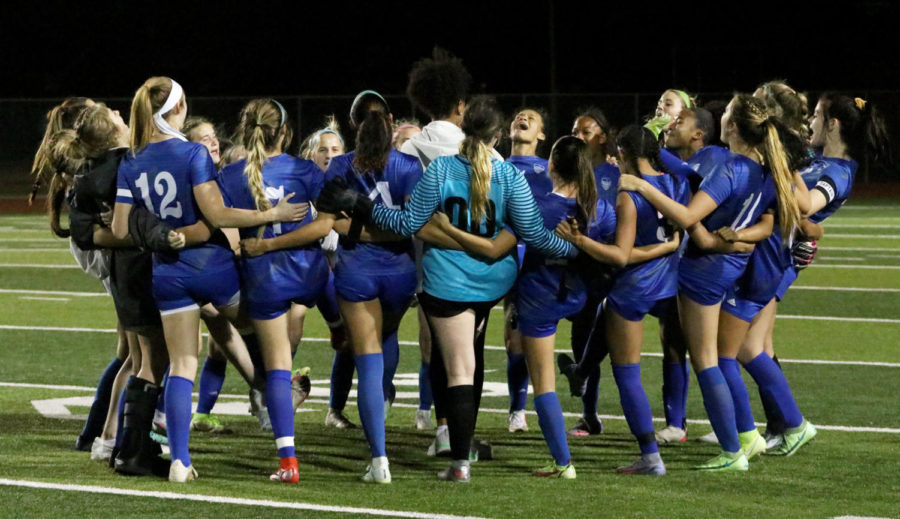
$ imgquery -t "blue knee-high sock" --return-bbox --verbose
[156,368,169,415]
[196,356,227,415]
[506,352,529,412]
[719,357,756,433]
[743,352,803,429]
[266,369,295,459]
[696,367,740,453]
[114,383,128,448]
[329,351,355,410]
[612,363,659,454]
[534,392,571,466]
[662,361,689,429]
[382,331,399,403]
[582,365,600,417]
[418,361,433,411]
[81,357,124,441]
[355,353,386,458]
[165,376,194,466]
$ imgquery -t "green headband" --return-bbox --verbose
[671,90,693,109]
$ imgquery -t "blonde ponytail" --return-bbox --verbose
[129,84,154,151]
[761,121,801,239]
[460,136,492,224]
[244,125,272,211]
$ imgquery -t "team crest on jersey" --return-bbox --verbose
[534,165,545,174]
[600,177,612,191]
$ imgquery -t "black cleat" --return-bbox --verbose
[557,354,585,397]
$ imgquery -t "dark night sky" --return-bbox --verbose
[3,1,898,99]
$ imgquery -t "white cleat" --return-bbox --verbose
[90,437,115,462]
[415,409,433,431]
[697,431,719,444]
[361,456,391,484]
[508,410,529,433]
[169,459,198,483]
[655,425,687,444]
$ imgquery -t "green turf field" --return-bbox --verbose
[0,205,898,519]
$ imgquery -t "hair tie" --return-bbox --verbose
[854,97,867,110]
[272,99,287,126]
[153,79,188,141]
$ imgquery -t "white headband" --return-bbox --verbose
[153,79,187,141]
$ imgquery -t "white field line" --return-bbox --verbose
[19,296,69,302]
[775,314,900,324]
[823,224,900,228]
[0,248,69,252]
[2,325,898,367]
[821,246,900,252]
[790,285,900,293]
[824,234,900,239]
[0,238,67,243]
[0,263,79,269]
[809,264,900,270]
[0,479,489,519]
[815,257,865,261]
[0,289,107,297]
[867,254,900,260]
[6,382,900,434]
[838,205,900,210]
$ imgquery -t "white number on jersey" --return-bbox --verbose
[136,172,182,219]
[729,192,762,232]
[265,185,286,235]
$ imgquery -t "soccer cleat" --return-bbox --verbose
[427,427,451,457]
[739,429,767,459]
[415,409,432,431]
[508,410,528,433]
[557,354,586,398]
[90,437,115,462]
[567,415,603,437]
[324,408,356,429]
[149,409,168,445]
[697,430,719,444]
[768,421,817,457]
[532,461,577,479]
[655,425,687,444]
[190,413,230,433]
[291,367,312,412]
[74,435,93,452]
[616,457,666,476]
[764,430,784,450]
[361,456,391,484]
[437,461,470,483]
[694,451,749,471]
[248,388,272,432]
[270,457,299,484]
[169,459,198,483]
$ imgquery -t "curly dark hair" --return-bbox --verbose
[406,47,471,121]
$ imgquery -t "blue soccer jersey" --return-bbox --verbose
[609,173,685,308]
[217,154,328,317]
[678,152,769,305]
[593,162,621,207]
[516,193,616,337]
[116,139,233,276]
[371,154,574,302]
[798,157,857,223]
[325,149,423,276]
[508,155,551,199]
[687,145,732,181]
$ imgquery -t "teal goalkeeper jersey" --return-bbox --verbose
[371,154,573,302]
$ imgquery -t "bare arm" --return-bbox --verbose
[794,171,812,215]
[431,211,517,259]
[799,219,825,240]
[628,231,681,264]
[333,217,406,243]
[415,221,464,251]
[619,174,718,229]
[193,180,308,229]
[556,192,636,268]
[176,220,214,247]
[716,212,775,244]
[241,213,336,257]
[111,202,132,240]
[689,222,756,254]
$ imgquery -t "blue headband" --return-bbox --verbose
[272,99,287,126]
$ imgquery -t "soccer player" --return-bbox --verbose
[318,96,576,482]
[218,98,333,483]
[322,90,423,483]
[504,107,549,433]
[111,77,306,482]
[558,125,685,475]
[619,94,801,471]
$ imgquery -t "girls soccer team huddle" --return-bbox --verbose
[31,49,888,484]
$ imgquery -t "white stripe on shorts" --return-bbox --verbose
[159,303,200,316]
